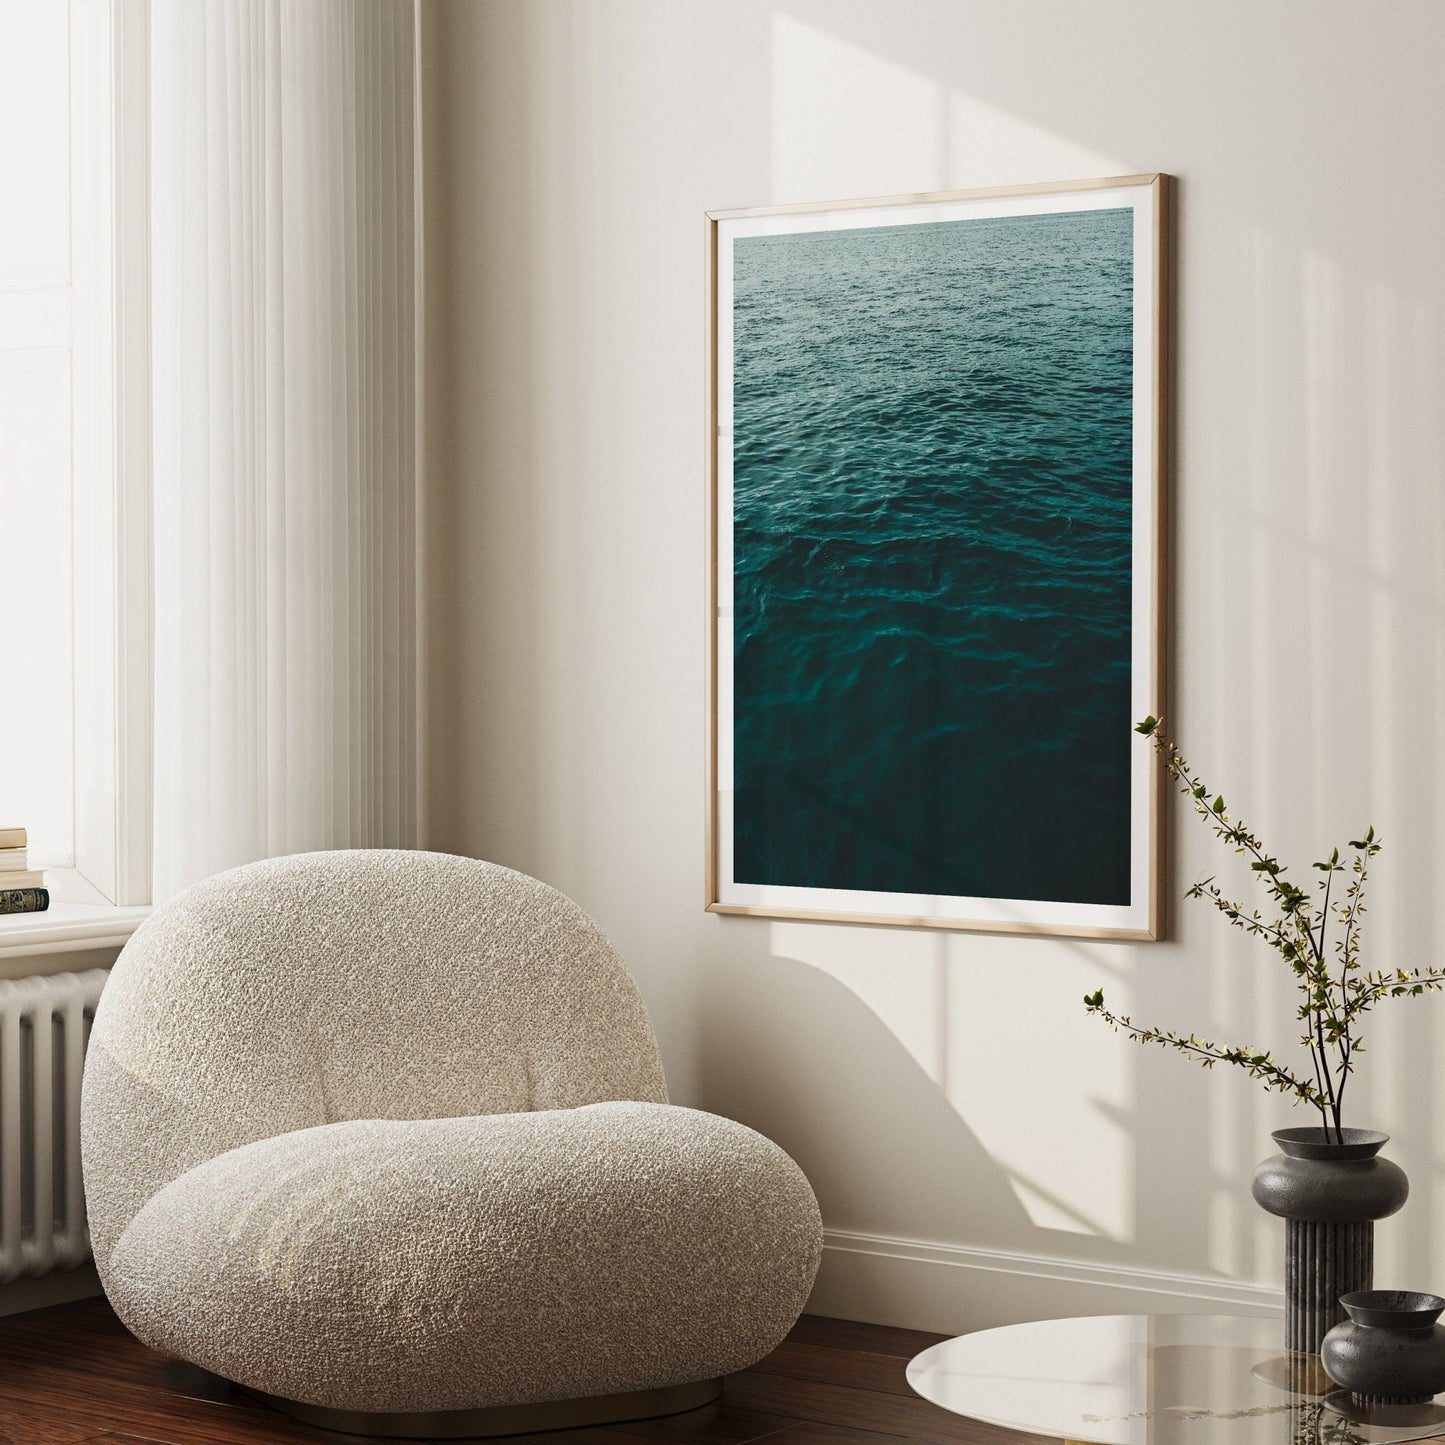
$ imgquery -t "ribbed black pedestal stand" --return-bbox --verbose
[1285,1218,1373,1354]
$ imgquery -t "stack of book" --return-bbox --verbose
[0,827,49,915]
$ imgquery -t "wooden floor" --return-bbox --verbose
[0,1298,1045,1445]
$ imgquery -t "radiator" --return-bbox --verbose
[0,969,109,1284]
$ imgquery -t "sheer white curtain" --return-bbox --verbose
[149,0,422,900]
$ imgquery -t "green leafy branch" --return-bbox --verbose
[1083,717,1445,1142]
[1083,990,1327,1109]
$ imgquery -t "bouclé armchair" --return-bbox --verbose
[81,851,822,1438]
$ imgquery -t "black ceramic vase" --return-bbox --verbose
[1251,1128,1409,1354]
[1320,1291,1445,1405]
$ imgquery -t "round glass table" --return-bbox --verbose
[906,1314,1445,1445]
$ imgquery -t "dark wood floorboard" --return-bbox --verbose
[721,1374,1031,1445]
[749,1340,923,1399]
[780,1320,947,1361]
[613,1402,795,1445]
[0,1297,1048,1445]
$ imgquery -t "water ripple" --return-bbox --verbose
[730,207,1136,904]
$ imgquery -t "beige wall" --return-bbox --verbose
[421,0,1445,1331]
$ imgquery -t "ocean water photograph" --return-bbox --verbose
[708,177,1166,937]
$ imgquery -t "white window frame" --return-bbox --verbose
[0,0,152,958]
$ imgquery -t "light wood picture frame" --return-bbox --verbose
[706,174,1169,939]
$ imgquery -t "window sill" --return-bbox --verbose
[0,902,150,963]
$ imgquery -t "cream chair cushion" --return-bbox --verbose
[82,851,822,1413]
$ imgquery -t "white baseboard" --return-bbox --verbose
[808,1228,1284,1335]
[0,1233,1281,1335]
[0,1264,102,1319]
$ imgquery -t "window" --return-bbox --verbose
[0,0,150,913]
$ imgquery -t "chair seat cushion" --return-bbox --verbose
[103,1100,822,1413]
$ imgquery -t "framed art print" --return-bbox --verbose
[706,174,1168,938]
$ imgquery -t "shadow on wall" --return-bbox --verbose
[695,923,1314,1333]
[694,921,1281,1284]
[698,939,1033,1248]
[694,852,1442,1326]
[697,909,1445,1340]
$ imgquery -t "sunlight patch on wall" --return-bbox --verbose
[771,920,1135,1242]
[945,92,1124,191]
[937,932,1135,1242]
[770,15,942,201]
[770,13,1127,205]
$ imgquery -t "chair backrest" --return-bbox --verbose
[81,850,668,1270]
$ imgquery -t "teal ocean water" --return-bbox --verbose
[730,207,1134,905]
